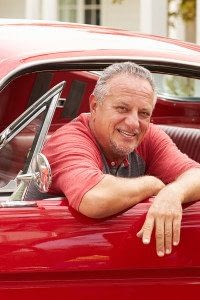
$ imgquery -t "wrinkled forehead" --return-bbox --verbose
[106,74,154,97]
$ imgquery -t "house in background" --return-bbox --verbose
[0,0,199,43]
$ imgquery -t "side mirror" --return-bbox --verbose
[31,153,52,193]
[10,153,52,201]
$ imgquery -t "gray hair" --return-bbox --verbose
[93,62,157,105]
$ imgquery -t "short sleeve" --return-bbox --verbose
[43,118,105,210]
[141,124,200,183]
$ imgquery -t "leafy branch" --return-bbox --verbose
[168,0,196,22]
[112,0,124,4]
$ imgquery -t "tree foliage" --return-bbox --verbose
[179,0,196,21]
[112,0,124,3]
[112,0,196,22]
[169,0,196,22]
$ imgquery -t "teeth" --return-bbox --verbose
[119,130,136,137]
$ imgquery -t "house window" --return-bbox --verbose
[84,0,101,25]
[58,0,77,22]
[58,0,101,25]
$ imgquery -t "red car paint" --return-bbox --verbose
[0,20,200,300]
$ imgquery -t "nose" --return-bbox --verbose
[124,111,139,129]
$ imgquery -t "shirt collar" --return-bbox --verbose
[105,156,130,168]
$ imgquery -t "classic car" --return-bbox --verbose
[0,19,200,300]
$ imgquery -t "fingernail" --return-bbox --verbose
[165,249,171,254]
[173,241,178,246]
[158,251,164,257]
[143,238,150,244]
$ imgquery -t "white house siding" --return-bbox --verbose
[0,0,25,18]
[140,0,168,36]
[102,0,140,31]
[196,0,200,44]
[0,0,199,44]
[25,0,41,19]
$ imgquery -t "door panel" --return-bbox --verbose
[0,199,199,299]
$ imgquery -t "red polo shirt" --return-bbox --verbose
[43,113,200,210]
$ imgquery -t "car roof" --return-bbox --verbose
[0,19,200,80]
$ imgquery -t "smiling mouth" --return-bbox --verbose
[117,129,137,138]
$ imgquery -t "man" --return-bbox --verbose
[43,62,200,257]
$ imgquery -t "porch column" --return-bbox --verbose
[25,0,40,19]
[41,0,58,20]
[140,0,168,36]
[196,0,200,44]
[77,0,84,23]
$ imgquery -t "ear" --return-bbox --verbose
[89,94,98,115]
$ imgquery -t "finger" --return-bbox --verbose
[141,214,155,245]
[155,216,165,257]
[164,217,173,255]
[136,228,143,238]
[173,215,182,246]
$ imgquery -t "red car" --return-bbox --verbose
[0,19,200,300]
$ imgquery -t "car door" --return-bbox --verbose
[0,62,200,300]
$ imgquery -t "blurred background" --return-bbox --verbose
[0,0,199,43]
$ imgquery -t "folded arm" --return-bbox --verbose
[79,174,165,218]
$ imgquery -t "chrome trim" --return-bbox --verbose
[158,93,200,102]
[0,200,37,208]
[0,106,45,148]
[57,98,66,108]
[0,128,11,149]
[26,91,61,174]
[0,81,65,149]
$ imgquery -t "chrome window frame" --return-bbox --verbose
[0,81,65,193]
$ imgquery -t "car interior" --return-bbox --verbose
[0,65,200,195]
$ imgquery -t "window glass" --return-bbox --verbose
[84,0,101,25]
[58,0,77,22]
[58,0,101,24]
[59,0,76,5]
[0,113,45,188]
[94,71,200,101]
[154,74,200,99]
[85,9,91,24]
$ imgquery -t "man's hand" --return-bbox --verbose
[137,187,183,257]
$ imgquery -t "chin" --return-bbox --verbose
[111,144,134,157]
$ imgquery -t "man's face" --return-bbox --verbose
[89,74,155,161]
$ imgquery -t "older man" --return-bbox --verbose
[43,62,200,257]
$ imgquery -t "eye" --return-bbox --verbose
[115,106,128,113]
[139,111,151,118]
